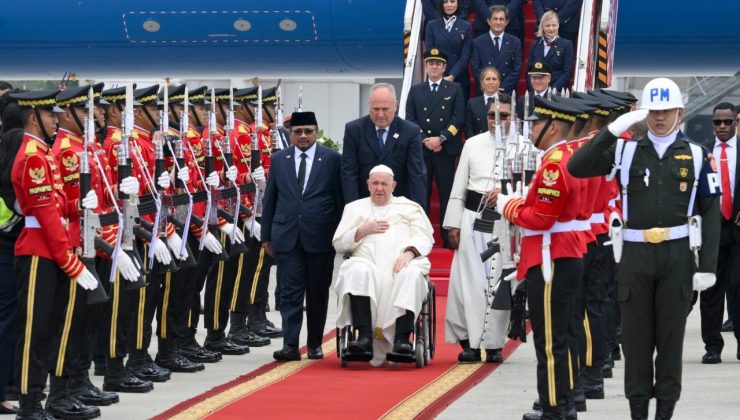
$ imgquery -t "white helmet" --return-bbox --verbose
[640,77,684,110]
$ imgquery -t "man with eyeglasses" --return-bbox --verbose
[443,94,514,364]
[702,103,740,364]
[262,111,344,362]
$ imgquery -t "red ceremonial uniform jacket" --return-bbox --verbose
[103,126,123,186]
[570,137,598,249]
[502,140,584,280]
[53,128,118,248]
[13,133,85,278]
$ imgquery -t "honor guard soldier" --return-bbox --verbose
[405,48,465,247]
[569,78,720,420]
[11,90,101,420]
[496,96,585,420]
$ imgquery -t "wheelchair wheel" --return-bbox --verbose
[428,281,437,360]
[415,334,424,368]
[338,326,351,367]
[422,306,431,366]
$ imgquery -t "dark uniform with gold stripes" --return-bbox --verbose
[405,48,465,247]
[498,97,586,420]
[10,90,101,419]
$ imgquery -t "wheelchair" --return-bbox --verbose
[336,280,436,368]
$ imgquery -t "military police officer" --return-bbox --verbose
[569,78,720,420]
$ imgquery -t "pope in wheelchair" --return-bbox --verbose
[333,165,434,366]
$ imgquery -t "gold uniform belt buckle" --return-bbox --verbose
[643,227,670,244]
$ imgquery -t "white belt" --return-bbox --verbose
[623,225,689,244]
[523,220,582,284]
[589,213,605,224]
[25,216,68,229]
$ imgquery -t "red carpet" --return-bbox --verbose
[155,298,529,420]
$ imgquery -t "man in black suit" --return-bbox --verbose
[471,5,523,95]
[471,0,523,41]
[342,83,426,207]
[262,111,344,361]
[406,49,465,247]
[703,102,740,363]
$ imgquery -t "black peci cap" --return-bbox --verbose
[134,84,160,106]
[526,96,580,123]
[11,89,63,112]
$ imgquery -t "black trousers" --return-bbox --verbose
[582,238,609,369]
[424,152,456,245]
[14,256,84,394]
[275,243,334,348]
[619,239,694,401]
[126,242,162,354]
[69,258,109,376]
[701,220,740,351]
[98,259,133,361]
[528,257,582,408]
[204,229,245,334]
[0,251,17,399]
[230,235,272,315]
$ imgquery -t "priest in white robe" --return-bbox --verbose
[334,165,434,366]
[443,96,516,363]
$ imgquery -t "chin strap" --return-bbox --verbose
[190,106,202,128]
[142,106,159,131]
[70,107,86,136]
[533,119,553,149]
[34,109,54,146]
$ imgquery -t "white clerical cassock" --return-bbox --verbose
[333,195,434,365]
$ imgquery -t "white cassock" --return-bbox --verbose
[333,196,434,366]
[443,130,514,350]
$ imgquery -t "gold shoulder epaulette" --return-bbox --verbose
[548,149,563,162]
[60,137,71,149]
[24,141,37,156]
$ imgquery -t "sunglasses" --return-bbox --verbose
[713,119,735,126]
[290,128,316,136]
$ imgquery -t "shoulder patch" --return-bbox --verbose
[60,137,71,150]
[25,141,38,156]
[541,167,560,186]
[547,149,563,163]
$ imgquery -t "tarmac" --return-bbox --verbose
[89,256,740,419]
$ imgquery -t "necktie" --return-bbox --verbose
[486,97,493,107]
[494,36,500,50]
[297,152,307,193]
[720,143,732,220]
[377,128,386,151]
[431,83,438,93]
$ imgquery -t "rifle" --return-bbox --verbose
[79,86,109,304]
[218,86,248,254]
[271,82,286,152]
[118,84,147,289]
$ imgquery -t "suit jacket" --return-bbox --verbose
[532,0,582,34]
[472,0,524,38]
[261,144,344,253]
[422,0,471,22]
[464,95,490,138]
[341,115,427,207]
[405,79,466,156]
[425,18,473,82]
[527,37,574,90]
[471,32,522,94]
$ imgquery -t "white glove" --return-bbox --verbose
[495,194,512,215]
[206,171,220,188]
[177,166,190,184]
[225,166,238,182]
[152,238,173,265]
[693,272,716,292]
[219,223,244,244]
[252,166,267,190]
[115,251,141,283]
[166,232,188,260]
[73,268,98,290]
[204,232,223,254]
[157,171,171,190]
[246,220,261,241]
[120,176,140,195]
[81,190,98,210]
[607,109,649,136]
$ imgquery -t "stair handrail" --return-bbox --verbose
[399,0,423,119]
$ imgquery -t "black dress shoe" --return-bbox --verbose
[45,393,100,420]
[655,399,676,420]
[204,337,250,355]
[67,376,119,406]
[155,352,205,373]
[612,344,622,361]
[250,320,283,338]
[273,346,300,361]
[392,340,413,355]
[181,339,222,363]
[458,348,481,363]
[229,329,271,347]
[721,319,733,332]
[0,403,18,414]
[347,336,373,355]
[601,364,613,378]
[583,383,604,399]
[485,348,503,363]
[307,347,324,360]
[701,350,722,364]
[629,399,649,420]
[127,355,171,382]
[103,370,153,393]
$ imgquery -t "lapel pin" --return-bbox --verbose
[286,155,292,159]
[318,157,322,161]
[393,133,399,139]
